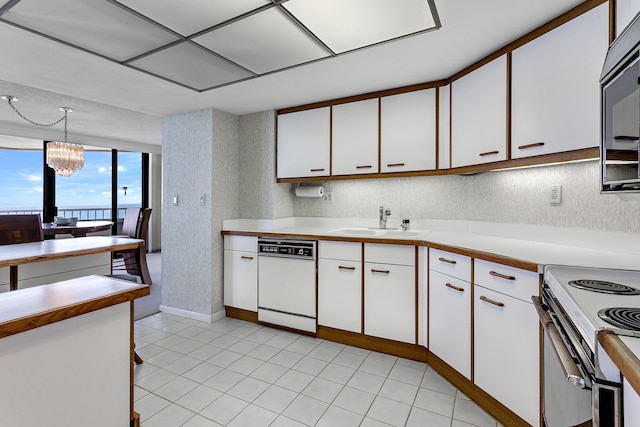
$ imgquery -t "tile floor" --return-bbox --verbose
[134,312,503,427]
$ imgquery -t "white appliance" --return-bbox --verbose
[538,265,640,426]
[257,238,317,333]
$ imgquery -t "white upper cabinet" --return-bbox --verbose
[511,4,609,159]
[277,107,330,179]
[380,89,436,173]
[617,0,640,36]
[451,55,508,168]
[332,99,379,176]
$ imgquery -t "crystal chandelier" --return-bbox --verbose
[1,95,84,177]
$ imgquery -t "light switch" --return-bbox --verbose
[172,195,179,206]
[200,194,206,206]
[550,185,562,204]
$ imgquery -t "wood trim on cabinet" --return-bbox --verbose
[378,98,382,173]
[470,258,475,381]
[506,52,512,161]
[329,106,333,176]
[415,247,419,345]
[598,329,640,396]
[361,242,365,335]
[609,0,616,44]
[225,306,258,323]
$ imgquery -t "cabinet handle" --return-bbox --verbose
[614,135,639,141]
[240,256,254,260]
[518,142,545,150]
[489,270,516,281]
[338,265,356,270]
[310,168,325,172]
[480,295,504,307]
[438,257,456,264]
[387,163,405,167]
[371,269,390,274]
[479,150,499,157]
[445,283,464,292]
[356,165,373,169]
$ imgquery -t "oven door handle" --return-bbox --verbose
[532,296,587,389]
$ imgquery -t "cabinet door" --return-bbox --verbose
[318,258,362,333]
[277,107,330,178]
[429,270,471,378]
[438,85,451,170]
[364,262,415,343]
[511,4,608,159]
[223,249,258,312]
[474,286,540,427]
[451,55,507,167]
[617,0,640,36]
[380,89,436,173]
[332,99,379,175]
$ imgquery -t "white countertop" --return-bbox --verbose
[223,217,640,272]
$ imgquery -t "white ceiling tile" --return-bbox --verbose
[284,0,437,54]
[117,0,272,36]
[2,0,179,62]
[129,42,254,91]
[194,8,330,74]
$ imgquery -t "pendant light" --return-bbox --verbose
[1,95,84,177]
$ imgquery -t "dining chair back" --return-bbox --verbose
[121,207,142,238]
[0,214,44,245]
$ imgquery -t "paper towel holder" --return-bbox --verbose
[295,183,325,198]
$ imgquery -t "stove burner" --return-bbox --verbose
[598,307,640,331]
[567,279,640,295]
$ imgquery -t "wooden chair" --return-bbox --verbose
[112,208,152,285]
[0,214,44,291]
[0,214,44,245]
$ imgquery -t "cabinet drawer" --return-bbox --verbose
[364,243,415,266]
[224,235,257,252]
[474,259,539,303]
[318,241,361,261]
[428,248,471,281]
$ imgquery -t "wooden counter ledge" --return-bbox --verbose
[0,275,149,339]
[597,329,640,396]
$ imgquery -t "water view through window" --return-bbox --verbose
[0,146,142,221]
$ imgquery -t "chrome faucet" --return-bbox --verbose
[379,206,391,229]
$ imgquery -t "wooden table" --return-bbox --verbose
[0,236,144,291]
[42,220,113,238]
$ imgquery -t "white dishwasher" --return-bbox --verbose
[258,238,317,333]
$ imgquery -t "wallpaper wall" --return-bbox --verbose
[162,109,215,316]
[293,161,640,233]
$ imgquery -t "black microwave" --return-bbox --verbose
[600,13,640,193]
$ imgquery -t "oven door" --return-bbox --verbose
[533,296,593,427]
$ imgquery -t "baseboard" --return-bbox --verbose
[159,305,225,324]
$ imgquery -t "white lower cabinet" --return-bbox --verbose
[364,244,415,344]
[474,260,540,427]
[624,378,640,426]
[223,236,258,312]
[429,270,471,379]
[318,241,362,333]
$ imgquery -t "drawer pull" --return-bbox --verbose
[338,265,356,271]
[240,256,254,260]
[438,257,457,264]
[387,163,405,167]
[518,142,545,150]
[356,165,373,169]
[614,135,639,141]
[445,283,464,292]
[479,150,499,157]
[371,269,390,274]
[310,168,325,172]
[489,271,516,281]
[480,295,504,307]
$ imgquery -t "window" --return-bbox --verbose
[0,147,42,213]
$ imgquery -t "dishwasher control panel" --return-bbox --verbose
[258,239,316,259]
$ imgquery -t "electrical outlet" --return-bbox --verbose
[322,191,334,203]
[550,185,562,204]
[199,194,206,206]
